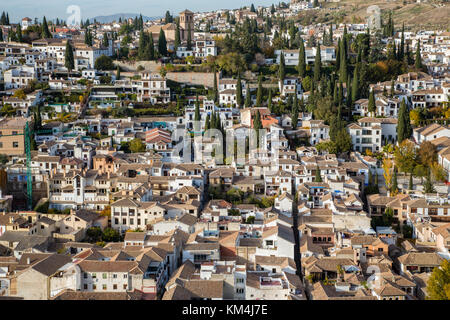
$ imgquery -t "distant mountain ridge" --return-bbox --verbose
[90,13,161,24]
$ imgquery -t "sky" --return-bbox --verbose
[3,0,278,22]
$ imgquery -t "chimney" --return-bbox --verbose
[27,257,30,265]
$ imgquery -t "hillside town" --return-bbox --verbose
[0,0,449,301]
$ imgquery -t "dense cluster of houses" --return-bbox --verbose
[0,2,449,301]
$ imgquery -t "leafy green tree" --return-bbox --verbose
[427,259,450,300]
[102,227,121,242]
[95,55,114,70]
[129,138,146,153]
[339,40,347,83]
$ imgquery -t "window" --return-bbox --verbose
[103,284,107,290]
[92,273,97,279]
[84,273,88,279]
[123,274,128,278]
[93,284,96,290]
[113,284,117,290]
[113,274,117,279]
[123,284,127,290]
[13,142,19,148]
[102,273,107,279]
[83,284,88,290]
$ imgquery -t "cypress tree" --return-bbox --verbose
[399,23,405,61]
[174,22,181,50]
[415,42,423,70]
[336,38,341,71]
[397,99,412,143]
[368,89,375,114]
[390,79,395,97]
[315,165,322,182]
[313,43,321,82]
[268,89,273,112]
[16,24,23,42]
[194,94,201,122]
[236,74,243,107]
[245,84,251,108]
[423,170,435,193]
[205,114,210,130]
[41,16,52,38]
[64,41,74,71]
[329,24,333,44]
[292,94,299,129]
[116,66,121,80]
[279,53,285,81]
[147,33,155,60]
[102,32,109,48]
[0,29,3,42]
[187,24,192,50]
[138,31,147,60]
[392,169,398,193]
[409,173,413,190]
[213,71,218,104]
[256,74,263,107]
[158,28,167,56]
[339,39,347,83]
[6,13,9,25]
[298,39,306,78]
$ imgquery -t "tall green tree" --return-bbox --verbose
[245,84,251,108]
[236,74,243,107]
[213,71,218,104]
[415,42,423,70]
[16,24,23,42]
[298,39,306,78]
[267,89,273,112]
[279,53,285,81]
[158,28,167,56]
[186,24,192,50]
[64,41,74,71]
[102,32,109,48]
[397,100,412,143]
[116,66,121,80]
[256,75,263,107]
[313,43,322,82]
[174,22,181,50]
[194,94,201,121]
[315,165,322,182]
[368,89,376,114]
[339,40,347,82]
[41,16,52,38]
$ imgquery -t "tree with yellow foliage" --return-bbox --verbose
[427,259,450,300]
[382,158,394,193]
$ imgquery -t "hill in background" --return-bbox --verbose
[90,13,161,24]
